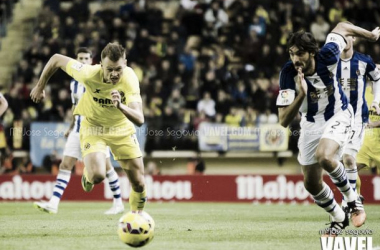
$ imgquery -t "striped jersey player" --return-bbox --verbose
[70,79,86,133]
[276,21,380,235]
[337,36,380,204]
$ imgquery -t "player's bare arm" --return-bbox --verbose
[371,80,380,115]
[30,54,73,103]
[367,120,380,128]
[278,69,307,127]
[64,106,76,138]
[331,22,380,42]
[111,90,144,126]
[0,93,8,116]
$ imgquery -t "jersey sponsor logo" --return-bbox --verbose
[313,78,320,84]
[338,78,357,91]
[93,91,126,107]
[93,97,113,105]
[309,85,334,103]
[356,69,361,76]
[71,62,84,71]
[84,143,91,150]
[344,67,348,70]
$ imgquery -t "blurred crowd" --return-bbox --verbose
[0,0,18,37]
[1,0,380,171]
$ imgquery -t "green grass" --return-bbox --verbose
[0,202,379,250]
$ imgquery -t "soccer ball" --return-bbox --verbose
[118,211,155,248]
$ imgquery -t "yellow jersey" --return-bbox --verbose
[66,59,142,135]
[364,85,380,142]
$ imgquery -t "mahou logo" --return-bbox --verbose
[0,176,54,200]
[104,176,193,200]
[235,175,310,201]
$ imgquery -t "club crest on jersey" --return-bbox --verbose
[310,92,319,103]
[71,62,84,71]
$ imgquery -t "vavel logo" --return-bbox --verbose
[236,175,310,200]
[320,237,373,250]
[104,175,193,200]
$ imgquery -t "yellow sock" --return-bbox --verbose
[129,189,147,211]
[356,174,361,195]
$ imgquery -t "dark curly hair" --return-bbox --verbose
[287,31,319,54]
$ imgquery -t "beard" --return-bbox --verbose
[294,56,313,75]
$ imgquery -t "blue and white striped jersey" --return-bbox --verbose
[337,52,380,123]
[70,79,86,133]
[277,33,348,123]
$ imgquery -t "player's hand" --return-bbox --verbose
[64,129,71,138]
[30,86,45,103]
[367,121,378,129]
[111,90,121,108]
[371,27,380,42]
[371,101,380,115]
[296,68,307,96]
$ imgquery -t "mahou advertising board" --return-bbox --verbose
[0,175,379,204]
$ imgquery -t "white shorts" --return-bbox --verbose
[343,117,365,157]
[297,106,354,166]
[63,131,111,159]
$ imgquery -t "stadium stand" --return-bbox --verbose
[1,0,380,173]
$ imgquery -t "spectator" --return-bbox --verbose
[10,0,380,154]
[167,89,186,116]
[215,90,233,116]
[197,92,216,118]
[310,15,330,46]
[204,1,229,32]
[225,107,242,127]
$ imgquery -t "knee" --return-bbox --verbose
[60,161,74,171]
[343,155,356,169]
[316,151,334,168]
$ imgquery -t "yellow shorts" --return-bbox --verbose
[356,140,380,170]
[79,122,142,161]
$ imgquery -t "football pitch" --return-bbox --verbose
[1,202,379,250]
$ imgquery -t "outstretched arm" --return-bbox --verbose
[331,22,380,42]
[30,54,73,103]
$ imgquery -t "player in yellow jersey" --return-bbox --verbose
[356,81,380,194]
[30,43,146,212]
